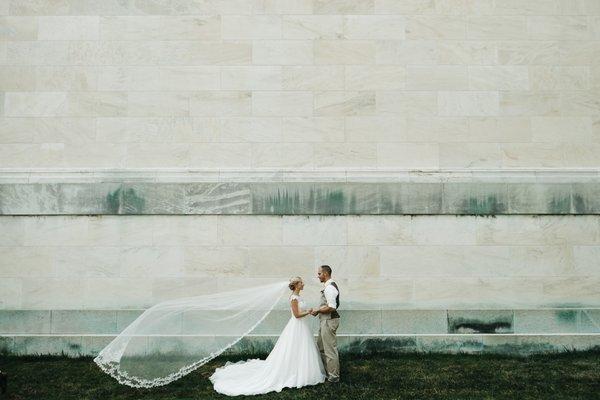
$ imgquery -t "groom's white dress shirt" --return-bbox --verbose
[323,278,338,309]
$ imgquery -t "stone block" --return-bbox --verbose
[82,335,114,356]
[508,183,573,214]
[50,310,117,334]
[572,183,600,214]
[314,246,380,277]
[0,310,51,334]
[380,245,511,278]
[378,183,442,214]
[116,310,144,331]
[247,246,314,277]
[514,310,578,334]
[343,278,414,309]
[13,336,84,357]
[21,278,86,309]
[0,246,55,278]
[336,310,382,334]
[251,183,316,214]
[99,183,180,215]
[85,278,153,309]
[314,40,375,65]
[282,16,344,40]
[282,215,347,245]
[541,277,600,307]
[416,335,484,354]
[189,91,250,117]
[338,336,418,354]
[252,40,314,65]
[0,278,21,309]
[0,184,60,214]
[381,310,447,334]
[185,183,251,214]
[480,335,521,355]
[347,215,413,245]
[578,310,600,333]
[0,217,24,245]
[57,183,101,214]
[183,246,248,277]
[573,246,600,275]
[443,183,508,215]
[411,215,478,244]
[218,215,282,245]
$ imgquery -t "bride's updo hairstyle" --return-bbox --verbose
[289,276,302,291]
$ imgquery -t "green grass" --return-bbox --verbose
[1,350,600,400]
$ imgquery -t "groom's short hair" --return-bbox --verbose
[320,265,332,276]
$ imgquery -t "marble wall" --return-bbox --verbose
[1,0,600,355]
[2,0,600,169]
[2,214,600,310]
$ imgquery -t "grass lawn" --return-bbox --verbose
[1,350,599,400]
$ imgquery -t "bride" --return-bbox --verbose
[210,276,327,396]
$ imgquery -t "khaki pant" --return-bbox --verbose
[317,318,340,381]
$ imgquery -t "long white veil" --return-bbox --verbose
[93,280,289,388]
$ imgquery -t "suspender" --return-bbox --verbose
[322,281,340,319]
[330,282,340,309]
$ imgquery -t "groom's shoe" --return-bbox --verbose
[326,377,340,383]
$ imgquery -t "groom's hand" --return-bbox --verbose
[310,309,319,316]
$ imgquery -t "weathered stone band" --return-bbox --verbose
[1,181,599,215]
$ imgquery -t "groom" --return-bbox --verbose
[311,265,340,383]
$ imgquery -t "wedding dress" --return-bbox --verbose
[209,294,327,396]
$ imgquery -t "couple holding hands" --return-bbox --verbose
[210,265,341,396]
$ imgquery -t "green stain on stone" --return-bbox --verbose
[68,343,81,351]
[106,187,145,214]
[548,196,571,214]
[323,189,345,214]
[106,189,120,213]
[379,195,394,214]
[462,195,506,215]
[266,188,303,214]
[0,340,10,355]
[349,192,358,214]
[572,194,585,213]
[343,337,417,355]
[308,187,346,214]
[556,310,577,322]
[392,198,403,214]
[379,187,402,214]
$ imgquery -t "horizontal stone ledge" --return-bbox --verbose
[1,181,600,215]
[2,309,598,335]
[2,168,600,184]
[1,334,599,357]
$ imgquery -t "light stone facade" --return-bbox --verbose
[1,0,600,168]
[1,0,600,355]
[1,214,600,310]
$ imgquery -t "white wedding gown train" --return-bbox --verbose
[210,294,326,396]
